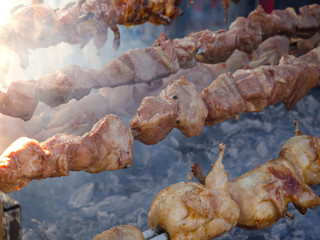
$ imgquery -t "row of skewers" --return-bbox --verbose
[0,1,320,239]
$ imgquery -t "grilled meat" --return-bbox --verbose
[149,130,320,239]
[0,114,133,193]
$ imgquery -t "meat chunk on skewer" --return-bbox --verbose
[82,114,133,173]
[130,77,208,145]
[0,2,319,78]
[131,46,320,144]
[203,53,320,125]
[0,80,38,121]
[2,4,320,121]
[0,35,179,121]
[248,35,290,69]
[0,0,183,69]
[0,114,133,193]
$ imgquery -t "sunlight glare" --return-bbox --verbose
[0,3,11,26]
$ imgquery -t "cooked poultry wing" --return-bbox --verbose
[0,0,183,68]
[148,127,320,239]
[0,114,133,193]
[130,45,320,144]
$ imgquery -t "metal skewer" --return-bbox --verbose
[143,226,170,240]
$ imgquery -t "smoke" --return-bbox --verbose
[0,0,165,151]
[1,1,320,240]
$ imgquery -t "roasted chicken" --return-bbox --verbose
[148,126,320,239]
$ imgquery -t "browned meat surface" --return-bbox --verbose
[148,131,320,239]
[130,77,207,144]
[108,0,183,26]
[248,4,320,39]
[189,17,261,64]
[130,96,177,145]
[158,77,208,137]
[0,36,179,121]
[0,1,183,68]
[0,80,38,121]
[279,55,320,109]
[1,3,318,75]
[230,157,320,229]
[118,42,179,83]
[149,143,240,240]
[2,5,320,121]
[132,46,320,144]
[248,35,290,68]
[248,5,298,39]
[201,73,245,125]
[202,46,320,125]
[83,114,133,173]
[296,32,320,54]
[296,4,320,37]
[93,225,144,240]
[172,36,199,69]
[185,4,320,64]
[0,114,133,193]
[279,135,320,186]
